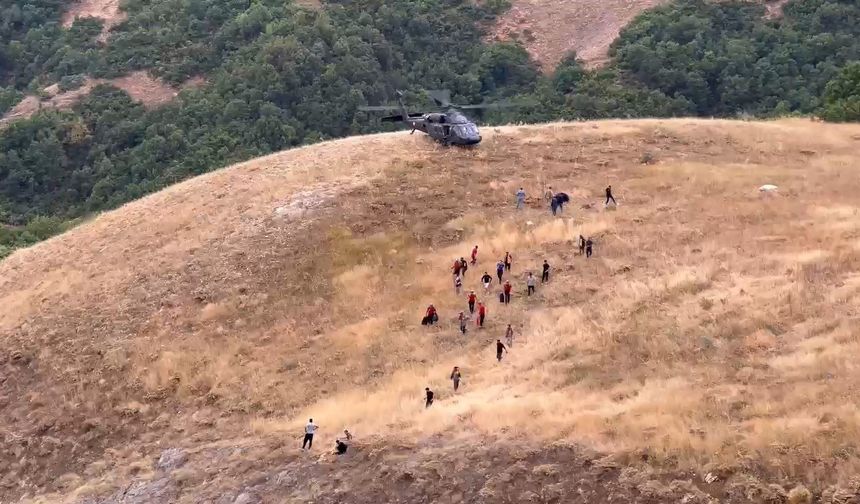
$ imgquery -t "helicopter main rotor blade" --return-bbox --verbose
[358,106,404,111]
[453,103,515,110]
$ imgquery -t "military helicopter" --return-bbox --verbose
[359,90,510,146]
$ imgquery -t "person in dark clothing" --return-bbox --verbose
[504,252,512,271]
[481,272,493,293]
[467,290,477,314]
[578,235,586,256]
[586,238,593,258]
[459,311,467,334]
[605,185,616,206]
[335,439,348,455]
[503,280,512,304]
[460,257,468,276]
[451,366,462,391]
[425,387,434,408]
[496,260,505,283]
[550,196,559,216]
[496,339,507,362]
[541,260,550,283]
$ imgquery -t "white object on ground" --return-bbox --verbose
[758,184,778,192]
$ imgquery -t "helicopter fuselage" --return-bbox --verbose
[409,110,482,146]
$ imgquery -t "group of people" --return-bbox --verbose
[302,183,614,453]
[301,418,353,455]
[517,184,617,215]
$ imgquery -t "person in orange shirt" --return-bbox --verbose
[467,290,477,314]
[477,302,486,328]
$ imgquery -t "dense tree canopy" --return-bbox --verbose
[1,0,860,257]
[821,62,860,122]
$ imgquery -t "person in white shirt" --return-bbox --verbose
[302,418,318,450]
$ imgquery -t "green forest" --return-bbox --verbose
[1,0,860,257]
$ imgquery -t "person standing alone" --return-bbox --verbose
[516,187,526,209]
[302,418,318,450]
[505,324,514,347]
[541,260,550,283]
[496,339,508,362]
[425,387,435,408]
[586,237,594,258]
[605,185,616,206]
[451,366,462,391]
[471,245,479,265]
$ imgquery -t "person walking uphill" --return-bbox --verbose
[302,418,318,450]
[550,196,559,216]
[459,311,467,334]
[451,366,462,391]
[481,271,493,293]
[505,324,514,347]
[516,187,526,209]
[425,387,434,408]
[460,257,468,277]
[496,260,505,283]
[496,339,508,362]
[452,258,462,277]
[605,185,616,206]
[471,245,479,265]
[578,235,586,256]
[477,302,487,328]
[542,260,550,283]
[454,275,462,295]
[586,237,594,258]
[526,272,536,296]
[503,280,512,304]
[468,290,477,314]
[504,252,512,271]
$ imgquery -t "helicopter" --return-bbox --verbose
[359,90,510,146]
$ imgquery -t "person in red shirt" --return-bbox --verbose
[470,245,478,265]
[467,290,477,314]
[503,280,512,304]
[477,302,486,328]
[452,259,462,276]
[422,305,438,326]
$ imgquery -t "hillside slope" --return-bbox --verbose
[3,119,860,502]
[491,0,791,71]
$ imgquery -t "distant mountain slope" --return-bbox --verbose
[490,0,791,71]
[490,0,669,70]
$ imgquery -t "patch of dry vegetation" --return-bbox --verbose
[3,119,860,501]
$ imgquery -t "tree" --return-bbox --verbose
[820,62,860,122]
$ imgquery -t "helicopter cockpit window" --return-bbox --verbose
[455,124,478,136]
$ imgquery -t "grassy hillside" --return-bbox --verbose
[3,119,860,502]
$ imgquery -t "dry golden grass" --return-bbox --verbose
[4,118,860,501]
